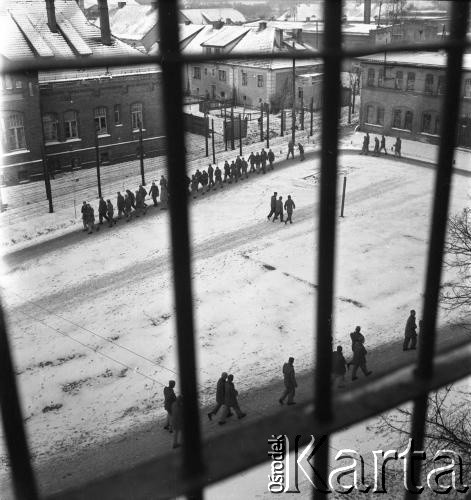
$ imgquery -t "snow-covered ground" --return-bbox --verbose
[0,149,469,497]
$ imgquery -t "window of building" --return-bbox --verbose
[4,112,26,151]
[193,67,201,80]
[15,80,23,89]
[43,113,59,142]
[366,104,375,124]
[64,110,78,140]
[378,68,384,87]
[392,109,402,128]
[404,110,413,130]
[298,87,303,99]
[131,103,143,130]
[215,48,221,55]
[94,106,108,134]
[395,71,403,90]
[377,107,384,126]
[204,68,208,76]
[464,79,471,98]
[220,91,225,99]
[114,104,121,124]
[424,74,434,94]
[241,71,248,86]
[367,68,375,86]
[218,70,226,82]
[257,75,264,87]
[406,72,415,91]
[422,112,440,135]
[4,75,13,90]
[437,76,446,95]
[28,82,34,96]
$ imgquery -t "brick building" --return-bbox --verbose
[359,52,471,147]
[1,0,163,185]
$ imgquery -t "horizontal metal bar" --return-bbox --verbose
[46,336,471,500]
[2,39,470,75]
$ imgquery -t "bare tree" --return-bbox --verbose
[441,208,471,312]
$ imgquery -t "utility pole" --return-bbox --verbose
[301,96,304,131]
[266,103,270,148]
[292,55,296,145]
[230,105,235,150]
[239,113,243,156]
[139,120,145,185]
[260,102,264,142]
[95,127,102,199]
[211,119,216,164]
[205,113,209,157]
[310,97,314,136]
[38,90,54,212]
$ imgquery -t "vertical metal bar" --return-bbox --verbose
[94,129,102,199]
[301,97,304,131]
[313,0,342,497]
[239,113,242,156]
[266,104,270,148]
[340,176,347,217]
[292,57,296,145]
[205,113,209,157]
[157,1,204,498]
[0,303,39,500]
[212,119,216,164]
[405,2,469,498]
[230,106,235,150]
[260,102,264,142]
[139,122,145,185]
[281,109,284,136]
[310,97,314,136]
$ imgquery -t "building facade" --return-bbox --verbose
[359,52,471,147]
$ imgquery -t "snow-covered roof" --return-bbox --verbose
[227,58,322,71]
[95,2,157,41]
[0,0,140,62]
[180,8,246,25]
[359,51,471,71]
[229,27,277,54]
[179,23,206,44]
[201,26,250,48]
[39,64,160,83]
[181,25,215,55]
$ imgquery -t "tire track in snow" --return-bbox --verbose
[7,176,405,314]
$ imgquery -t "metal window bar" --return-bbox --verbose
[0,1,470,499]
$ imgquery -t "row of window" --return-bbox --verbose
[0,76,35,95]
[192,67,264,87]
[2,104,145,152]
[365,104,440,134]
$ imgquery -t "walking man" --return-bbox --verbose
[373,136,380,156]
[298,143,305,161]
[403,309,417,351]
[287,140,295,160]
[106,199,115,227]
[241,157,248,179]
[81,201,89,231]
[117,192,125,219]
[219,374,246,425]
[260,148,267,174]
[273,196,284,223]
[98,197,109,225]
[208,164,215,189]
[208,372,228,420]
[332,346,347,388]
[215,165,223,188]
[394,136,402,157]
[279,357,297,405]
[163,380,176,432]
[379,134,387,155]
[351,335,372,381]
[149,181,160,206]
[268,148,275,170]
[284,195,295,224]
[267,191,277,221]
[248,152,256,173]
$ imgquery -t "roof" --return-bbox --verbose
[229,27,277,53]
[180,8,246,25]
[181,25,215,55]
[179,23,206,44]
[95,2,157,41]
[227,57,322,71]
[0,0,140,62]
[359,51,471,71]
[201,26,250,48]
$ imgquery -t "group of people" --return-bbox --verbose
[360,133,402,157]
[286,140,305,161]
[81,175,169,233]
[267,191,296,224]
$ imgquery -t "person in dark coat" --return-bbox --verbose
[117,192,125,219]
[223,161,231,183]
[124,193,133,221]
[163,380,176,432]
[255,152,261,173]
[160,183,168,210]
[287,140,295,159]
[171,395,183,448]
[267,192,277,221]
[284,195,296,224]
[219,374,246,424]
[208,372,228,420]
[215,165,223,188]
[332,346,347,388]
[403,309,417,351]
[98,197,110,225]
[149,182,160,206]
[268,149,275,170]
[160,175,168,190]
[373,136,380,156]
[260,148,267,174]
[241,157,248,179]
[394,136,402,157]
[248,152,256,173]
[86,203,98,233]
[350,326,365,352]
[297,143,305,161]
[106,199,115,227]
[81,201,89,231]
[273,196,284,222]
[361,133,370,155]
[351,338,372,381]
[230,161,237,183]
[201,170,209,191]
[126,189,136,209]
[279,357,297,405]
[379,134,387,155]
[138,185,148,207]
[207,164,215,189]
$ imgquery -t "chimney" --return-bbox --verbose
[46,0,57,32]
[98,0,112,45]
[364,0,371,24]
[258,21,267,31]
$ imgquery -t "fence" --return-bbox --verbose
[1,0,470,499]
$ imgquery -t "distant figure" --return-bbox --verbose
[98,197,109,225]
[171,395,183,448]
[284,195,295,224]
[160,183,168,210]
[149,181,160,206]
[332,346,347,388]
[215,165,223,188]
[248,152,256,173]
[208,164,215,189]
[81,201,88,231]
[298,143,305,161]
[241,157,248,179]
[160,174,168,190]
[86,203,97,234]
[403,309,417,351]
[267,191,278,221]
[373,136,380,156]
[219,374,246,424]
[379,134,387,155]
[279,357,297,405]
[287,140,295,160]
[361,133,370,155]
[273,196,284,223]
[394,137,402,157]
[350,331,372,381]
[116,192,125,219]
[208,372,228,420]
[260,148,267,174]
[163,380,176,432]
[268,148,275,170]
[106,199,115,227]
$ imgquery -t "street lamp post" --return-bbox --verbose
[95,126,102,199]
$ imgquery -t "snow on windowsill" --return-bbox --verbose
[3,148,30,156]
[115,124,124,127]
[65,138,82,143]
[97,133,111,139]
[132,129,147,133]
[364,122,383,128]
[420,132,439,138]
[391,127,412,133]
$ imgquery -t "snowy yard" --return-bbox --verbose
[0,151,469,496]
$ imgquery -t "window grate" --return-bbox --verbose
[0,1,470,499]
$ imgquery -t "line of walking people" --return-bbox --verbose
[267,191,296,224]
[360,132,402,157]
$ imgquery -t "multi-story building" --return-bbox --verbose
[359,52,471,147]
[1,0,163,184]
